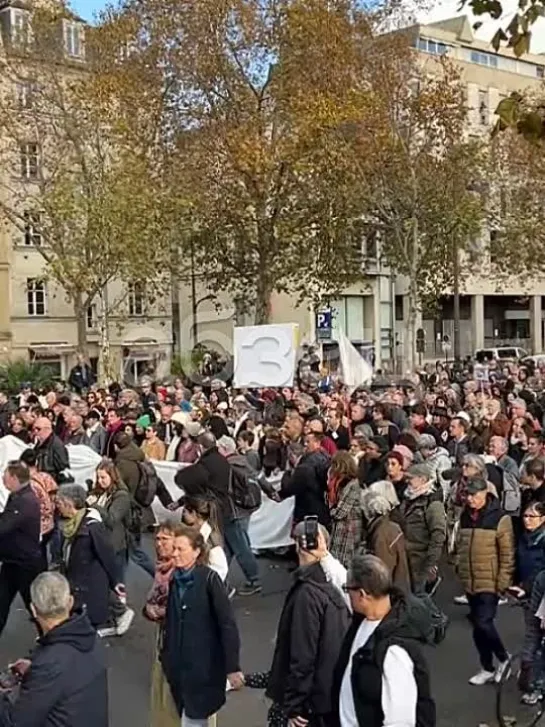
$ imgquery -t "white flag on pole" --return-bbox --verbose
[338,330,373,388]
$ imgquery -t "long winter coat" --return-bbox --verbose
[62,509,119,626]
[160,565,240,720]
[399,489,446,588]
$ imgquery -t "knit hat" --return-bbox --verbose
[417,434,437,451]
[392,444,414,469]
[466,475,488,495]
[406,463,432,480]
[136,414,151,429]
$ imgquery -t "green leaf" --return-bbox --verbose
[517,110,544,141]
[495,96,521,126]
[513,31,531,56]
[526,4,544,24]
[491,27,508,50]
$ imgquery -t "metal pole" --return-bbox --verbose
[190,238,198,348]
[453,234,461,361]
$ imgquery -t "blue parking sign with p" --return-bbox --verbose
[316,309,332,340]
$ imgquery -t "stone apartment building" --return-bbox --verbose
[0,0,172,382]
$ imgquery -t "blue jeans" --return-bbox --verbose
[128,533,155,578]
[467,592,508,672]
[223,516,259,584]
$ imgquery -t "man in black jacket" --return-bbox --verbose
[0,461,45,637]
[0,571,108,727]
[280,432,331,526]
[174,432,262,596]
[68,354,96,395]
[267,525,350,726]
[358,435,388,487]
[33,417,70,483]
[333,554,435,727]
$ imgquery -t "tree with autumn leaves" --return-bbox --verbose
[0,0,490,368]
[0,4,173,373]
[109,0,486,343]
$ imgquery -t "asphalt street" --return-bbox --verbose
[0,538,536,727]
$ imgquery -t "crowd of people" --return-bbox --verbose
[1,354,545,725]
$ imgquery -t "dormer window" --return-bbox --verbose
[11,9,29,47]
[64,21,83,58]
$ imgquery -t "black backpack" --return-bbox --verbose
[134,460,159,507]
[229,464,262,513]
[410,592,449,646]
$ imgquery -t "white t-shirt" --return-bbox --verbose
[339,618,418,727]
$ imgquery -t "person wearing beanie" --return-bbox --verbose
[392,444,414,470]
[358,436,388,488]
[418,434,452,499]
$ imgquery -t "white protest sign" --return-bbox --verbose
[233,323,298,388]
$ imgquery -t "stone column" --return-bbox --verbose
[471,294,485,351]
[373,280,382,370]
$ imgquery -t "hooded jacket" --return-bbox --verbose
[399,488,446,588]
[267,561,350,718]
[425,447,451,499]
[113,441,145,498]
[0,612,108,727]
[332,589,436,727]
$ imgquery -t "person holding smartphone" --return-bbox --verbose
[264,522,350,727]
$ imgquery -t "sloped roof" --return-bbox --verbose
[424,15,475,42]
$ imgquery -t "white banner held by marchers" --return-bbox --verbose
[233,323,298,388]
[0,437,296,551]
[338,330,373,388]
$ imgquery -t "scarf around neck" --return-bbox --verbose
[60,508,86,540]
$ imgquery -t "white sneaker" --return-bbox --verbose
[115,608,135,636]
[454,594,469,605]
[494,658,512,684]
[469,669,495,686]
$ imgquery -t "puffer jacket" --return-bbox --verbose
[425,447,451,499]
[455,494,514,595]
[399,489,446,588]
